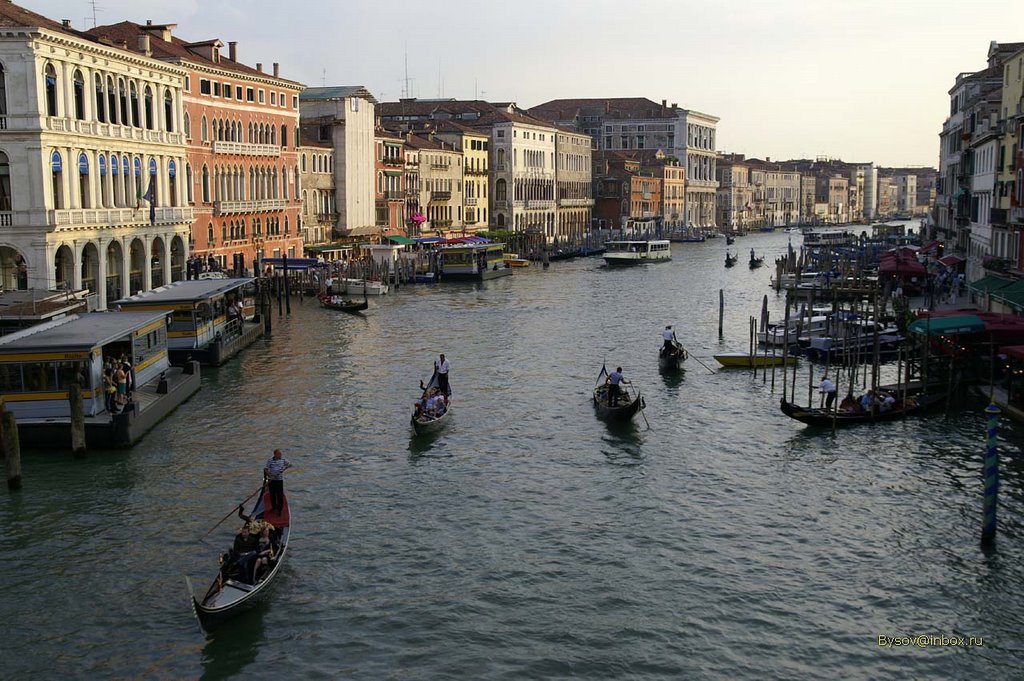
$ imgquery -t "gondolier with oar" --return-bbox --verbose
[435,353,451,397]
[661,325,678,354]
[607,367,630,407]
[263,449,292,514]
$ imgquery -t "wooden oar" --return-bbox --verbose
[685,349,717,375]
[201,483,264,541]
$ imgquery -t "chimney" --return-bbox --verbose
[139,34,151,56]
[228,41,237,61]
[671,103,677,109]
[256,63,263,73]
[61,19,71,28]
[273,62,279,77]
[662,99,667,109]
[147,19,153,25]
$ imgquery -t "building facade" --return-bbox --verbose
[298,130,336,251]
[0,4,192,310]
[432,121,489,233]
[299,86,377,238]
[374,129,406,239]
[555,128,594,241]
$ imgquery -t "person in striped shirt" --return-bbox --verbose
[264,449,292,513]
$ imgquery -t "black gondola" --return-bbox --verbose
[725,251,738,268]
[779,393,945,427]
[188,486,292,632]
[749,248,764,269]
[412,368,452,434]
[726,235,736,245]
[658,341,688,371]
[318,292,368,313]
[593,384,645,421]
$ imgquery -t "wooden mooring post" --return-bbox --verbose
[981,403,1001,549]
[69,383,86,459]
[718,289,724,339]
[1,403,22,489]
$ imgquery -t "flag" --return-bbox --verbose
[143,178,156,225]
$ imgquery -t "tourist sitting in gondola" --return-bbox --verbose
[878,392,897,413]
[252,525,276,583]
[839,391,859,413]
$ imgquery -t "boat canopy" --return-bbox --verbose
[908,314,986,336]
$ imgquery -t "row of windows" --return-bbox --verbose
[49,150,178,210]
[44,63,176,132]
[302,153,333,174]
[206,216,291,245]
[197,164,299,203]
[0,360,90,393]
[185,115,291,148]
[193,77,295,110]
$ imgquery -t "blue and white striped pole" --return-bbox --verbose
[981,403,1001,549]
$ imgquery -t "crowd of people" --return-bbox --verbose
[101,355,133,415]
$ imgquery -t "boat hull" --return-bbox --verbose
[714,352,797,368]
[411,404,452,434]
[593,386,644,422]
[318,294,368,313]
[658,344,688,372]
[779,394,945,427]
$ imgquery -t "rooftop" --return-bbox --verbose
[0,311,167,352]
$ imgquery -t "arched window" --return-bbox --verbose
[497,148,506,167]
[295,164,300,195]
[72,70,85,120]
[44,64,58,116]
[207,221,214,245]
[183,112,191,139]
[111,155,120,206]
[186,163,193,203]
[106,76,117,124]
[0,150,11,211]
[129,82,139,127]
[164,91,174,132]
[78,152,90,208]
[0,63,7,118]
[281,167,288,199]
[270,125,276,145]
[201,115,208,142]
[94,74,105,122]
[97,154,107,207]
[496,178,507,201]
[143,86,153,130]
[301,153,306,173]
[284,216,289,235]
[121,155,130,208]
[281,125,287,148]
[133,157,142,203]
[168,159,177,206]
[50,151,63,209]
[118,78,127,125]
[201,165,210,202]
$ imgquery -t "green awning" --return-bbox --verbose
[387,236,416,245]
[968,275,1014,294]
[384,170,403,177]
[909,314,986,336]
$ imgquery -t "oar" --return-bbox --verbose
[201,483,264,540]
[637,390,652,430]
[684,348,717,374]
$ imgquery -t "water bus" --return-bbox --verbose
[113,279,261,366]
[602,240,672,266]
[439,243,512,281]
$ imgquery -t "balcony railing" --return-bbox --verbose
[385,190,405,200]
[430,163,449,170]
[433,219,453,227]
[382,157,404,166]
[525,199,555,209]
[558,198,594,207]
[214,199,286,215]
[430,191,452,202]
[51,205,194,227]
[212,141,281,156]
[493,200,509,210]
[315,212,337,224]
[45,116,184,145]
[465,197,478,206]
[465,166,488,175]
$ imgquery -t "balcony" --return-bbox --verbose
[493,200,509,210]
[430,191,451,202]
[214,199,286,215]
[44,116,184,145]
[465,197,478,206]
[558,198,594,207]
[382,157,404,167]
[315,212,337,224]
[385,190,405,201]
[525,199,555,209]
[434,219,453,228]
[430,163,449,170]
[212,141,281,156]
[51,205,194,227]
[465,166,488,175]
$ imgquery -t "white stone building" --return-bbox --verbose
[299,86,377,237]
[0,3,192,308]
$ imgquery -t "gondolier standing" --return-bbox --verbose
[435,353,451,397]
[819,377,837,411]
[264,449,292,513]
[607,367,629,406]
[662,325,678,353]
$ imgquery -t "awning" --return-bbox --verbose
[1000,345,1024,361]
[919,240,942,255]
[387,236,416,245]
[261,257,321,270]
[415,236,446,243]
[345,225,383,237]
[938,255,965,266]
[968,275,1015,294]
[908,314,986,336]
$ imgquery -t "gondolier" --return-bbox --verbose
[435,353,451,397]
[819,377,837,410]
[662,325,678,352]
[263,449,292,513]
[607,367,629,406]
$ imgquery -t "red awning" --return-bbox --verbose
[1000,345,1024,361]
[919,240,942,254]
[938,255,965,266]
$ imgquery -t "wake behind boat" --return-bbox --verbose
[188,484,291,632]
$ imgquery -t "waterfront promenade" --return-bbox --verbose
[1,232,1021,679]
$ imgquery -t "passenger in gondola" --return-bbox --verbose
[859,390,877,414]
[252,525,275,583]
[839,390,858,413]
[607,367,629,406]
[879,392,896,413]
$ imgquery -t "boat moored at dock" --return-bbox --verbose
[602,240,672,266]
[440,242,513,281]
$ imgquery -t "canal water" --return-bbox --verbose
[3,230,1023,680]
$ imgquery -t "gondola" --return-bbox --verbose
[188,485,291,632]
[658,341,688,371]
[593,383,645,421]
[778,393,945,427]
[318,292,368,313]
[725,252,738,268]
[749,249,764,269]
[411,368,452,434]
[726,235,736,245]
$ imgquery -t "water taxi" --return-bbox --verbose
[113,279,262,366]
[602,240,672,266]
[0,311,201,448]
[440,242,512,281]
[503,253,530,267]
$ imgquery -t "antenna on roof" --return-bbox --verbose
[402,45,411,99]
[89,0,102,28]
[321,68,326,87]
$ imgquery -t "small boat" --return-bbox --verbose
[188,485,291,632]
[593,384,645,422]
[779,393,945,427]
[411,369,452,434]
[338,278,389,295]
[749,249,764,269]
[317,292,368,313]
[714,352,797,368]
[726,235,736,245]
[725,252,738,268]
[503,253,530,267]
[658,341,688,371]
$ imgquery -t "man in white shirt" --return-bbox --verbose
[435,353,451,397]
[819,377,837,410]
[662,325,678,353]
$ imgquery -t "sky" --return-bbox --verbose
[34,0,1024,168]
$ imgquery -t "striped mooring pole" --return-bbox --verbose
[981,403,1001,549]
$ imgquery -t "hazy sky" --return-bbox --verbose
[36,0,1024,168]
